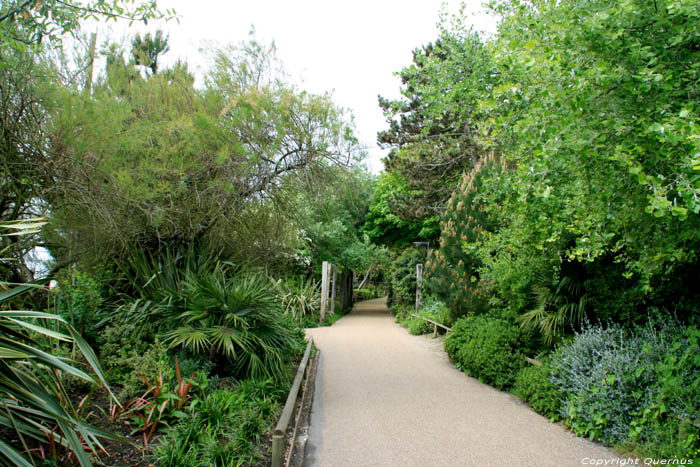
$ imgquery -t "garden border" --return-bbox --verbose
[272,336,314,467]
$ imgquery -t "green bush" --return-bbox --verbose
[632,326,700,460]
[550,322,700,458]
[407,296,450,335]
[512,362,560,420]
[445,314,525,389]
[53,268,104,344]
[164,271,304,380]
[388,247,425,306]
[276,276,320,326]
[408,317,433,335]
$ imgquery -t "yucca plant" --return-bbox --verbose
[164,271,302,381]
[276,276,321,325]
[0,218,120,466]
[519,274,589,345]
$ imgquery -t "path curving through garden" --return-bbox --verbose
[304,298,620,467]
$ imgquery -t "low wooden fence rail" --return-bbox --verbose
[409,313,548,368]
[410,313,452,338]
[271,336,314,467]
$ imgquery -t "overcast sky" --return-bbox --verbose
[97,0,497,173]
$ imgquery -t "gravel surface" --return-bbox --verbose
[304,298,621,467]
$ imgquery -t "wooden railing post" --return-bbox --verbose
[415,263,423,312]
[271,338,314,467]
[330,264,337,315]
[320,261,329,322]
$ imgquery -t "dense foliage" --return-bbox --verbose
[378,0,700,456]
[549,322,700,458]
[387,247,425,308]
[0,8,366,461]
[512,362,560,420]
[425,154,503,319]
[444,314,525,390]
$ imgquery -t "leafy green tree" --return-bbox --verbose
[480,0,700,293]
[362,172,436,246]
[292,166,387,275]
[0,0,175,50]
[46,36,362,267]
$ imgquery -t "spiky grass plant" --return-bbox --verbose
[0,218,120,466]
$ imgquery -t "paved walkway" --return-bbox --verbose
[304,298,620,467]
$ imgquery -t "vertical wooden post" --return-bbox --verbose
[320,261,329,323]
[271,432,284,467]
[415,263,423,312]
[331,264,337,315]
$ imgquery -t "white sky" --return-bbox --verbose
[93,0,498,173]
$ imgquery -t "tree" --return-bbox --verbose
[0,48,53,283]
[46,36,363,267]
[131,29,169,74]
[425,154,503,319]
[291,166,387,275]
[377,27,497,224]
[361,172,437,247]
[0,0,175,50]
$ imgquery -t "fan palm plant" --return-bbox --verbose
[164,272,301,381]
[519,274,589,345]
[0,218,119,466]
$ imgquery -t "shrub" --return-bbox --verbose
[390,302,412,324]
[633,326,700,459]
[53,268,104,344]
[99,317,213,399]
[164,271,304,380]
[408,296,450,335]
[408,317,433,335]
[276,276,320,326]
[512,362,561,420]
[445,314,525,389]
[388,247,425,306]
[550,322,689,449]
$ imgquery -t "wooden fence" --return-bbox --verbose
[271,337,314,467]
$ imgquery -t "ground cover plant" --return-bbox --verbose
[444,314,526,389]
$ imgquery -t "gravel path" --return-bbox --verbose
[304,298,621,467]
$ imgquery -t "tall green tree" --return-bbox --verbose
[47,36,362,267]
[377,27,497,226]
